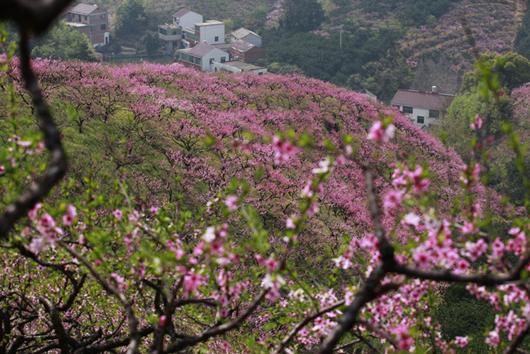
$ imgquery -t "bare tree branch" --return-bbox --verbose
[165,289,269,353]
[274,300,345,354]
[39,296,76,354]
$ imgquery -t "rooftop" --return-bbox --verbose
[213,43,232,51]
[390,89,454,110]
[230,39,257,53]
[173,9,192,18]
[70,4,106,15]
[220,61,265,72]
[188,42,216,57]
[196,20,224,27]
[231,27,261,39]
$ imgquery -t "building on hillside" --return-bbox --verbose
[158,24,182,52]
[228,40,266,64]
[390,87,454,128]
[175,42,228,72]
[212,61,267,75]
[230,27,262,47]
[158,9,203,52]
[183,20,225,47]
[60,4,109,47]
[172,9,203,29]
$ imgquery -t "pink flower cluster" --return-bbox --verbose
[367,121,395,143]
[272,135,298,164]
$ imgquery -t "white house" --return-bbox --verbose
[390,87,454,128]
[230,27,262,47]
[184,20,225,46]
[172,9,203,29]
[158,9,203,51]
[175,42,228,72]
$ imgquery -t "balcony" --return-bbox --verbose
[159,33,182,41]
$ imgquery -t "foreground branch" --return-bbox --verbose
[0,31,67,239]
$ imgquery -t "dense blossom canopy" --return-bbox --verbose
[0,53,528,354]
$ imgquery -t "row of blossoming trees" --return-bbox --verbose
[2,4,530,352]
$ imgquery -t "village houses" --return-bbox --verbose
[390,87,454,128]
[167,9,267,74]
[60,4,109,47]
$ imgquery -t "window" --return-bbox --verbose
[403,106,413,114]
[195,25,200,32]
[417,116,425,124]
[188,56,194,63]
[90,14,95,21]
[210,58,214,64]
[392,105,400,109]
[100,13,106,19]
[196,58,201,65]
[159,28,167,35]
[215,36,219,42]
[429,109,439,118]
[101,24,106,30]
[182,32,186,38]
[182,54,187,61]
[84,16,87,20]
[220,56,226,63]
[90,25,96,32]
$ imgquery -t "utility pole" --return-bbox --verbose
[340,25,342,49]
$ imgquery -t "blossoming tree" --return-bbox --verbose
[2,1,530,354]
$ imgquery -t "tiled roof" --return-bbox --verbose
[390,90,454,110]
[230,39,255,53]
[231,27,261,39]
[188,42,215,57]
[70,4,104,15]
[173,9,191,17]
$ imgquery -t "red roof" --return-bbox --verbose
[390,90,454,110]
[173,9,191,18]
[70,4,106,15]
[188,42,215,57]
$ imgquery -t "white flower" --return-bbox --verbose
[202,227,216,243]
[312,157,331,174]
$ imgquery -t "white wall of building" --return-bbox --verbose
[395,105,437,128]
[199,23,225,45]
[175,12,203,29]
[241,33,262,47]
[201,48,229,71]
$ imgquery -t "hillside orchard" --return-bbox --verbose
[3,9,530,354]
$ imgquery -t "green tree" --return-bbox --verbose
[114,0,148,37]
[430,87,512,163]
[143,30,159,55]
[515,4,530,61]
[436,283,496,354]
[31,20,96,62]
[223,19,235,33]
[279,0,325,33]
[347,50,414,102]
[462,52,530,92]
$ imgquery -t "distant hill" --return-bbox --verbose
[87,0,526,96]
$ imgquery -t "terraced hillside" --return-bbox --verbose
[401,0,525,93]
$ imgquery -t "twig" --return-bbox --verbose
[274,300,345,354]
